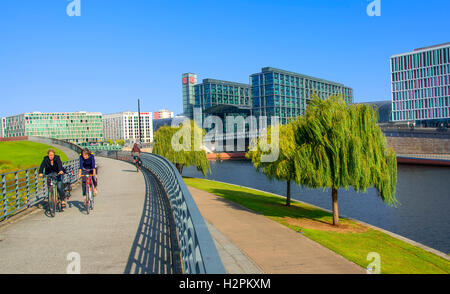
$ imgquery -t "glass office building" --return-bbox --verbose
[182,73,198,119]
[0,118,5,138]
[2,112,103,143]
[194,79,251,111]
[391,43,450,126]
[250,67,353,124]
[194,78,252,133]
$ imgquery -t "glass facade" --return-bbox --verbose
[194,79,251,111]
[182,73,198,119]
[0,118,6,138]
[391,43,450,126]
[2,112,104,143]
[250,67,353,125]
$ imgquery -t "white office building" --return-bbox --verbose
[391,43,450,126]
[154,109,174,119]
[103,111,153,144]
[0,117,5,138]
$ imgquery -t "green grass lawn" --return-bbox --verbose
[184,177,450,274]
[0,141,69,173]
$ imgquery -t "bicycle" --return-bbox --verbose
[64,182,72,201]
[134,156,142,172]
[47,172,63,217]
[80,171,95,215]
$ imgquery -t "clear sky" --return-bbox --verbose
[0,0,449,117]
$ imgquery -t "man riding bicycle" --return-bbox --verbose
[38,149,66,208]
[78,148,98,206]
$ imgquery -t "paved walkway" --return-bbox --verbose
[0,157,177,274]
[188,186,366,274]
[27,137,79,160]
[206,220,264,274]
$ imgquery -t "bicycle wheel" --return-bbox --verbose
[89,183,94,211]
[86,189,91,215]
[57,186,62,212]
[48,187,56,217]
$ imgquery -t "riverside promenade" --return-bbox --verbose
[0,151,365,274]
[0,157,177,274]
[188,186,366,274]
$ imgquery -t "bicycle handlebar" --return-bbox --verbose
[47,172,60,178]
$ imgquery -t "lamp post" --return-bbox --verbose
[138,99,142,144]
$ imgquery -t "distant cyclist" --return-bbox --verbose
[131,142,141,158]
[38,149,66,208]
[131,143,142,168]
[78,148,98,205]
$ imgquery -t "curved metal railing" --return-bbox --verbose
[0,160,79,221]
[97,151,226,274]
[0,137,83,221]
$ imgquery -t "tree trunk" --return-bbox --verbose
[176,163,182,175]
[332,188,339,226]
[286,180,291,207]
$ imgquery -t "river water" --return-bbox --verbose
[184,160,450,254]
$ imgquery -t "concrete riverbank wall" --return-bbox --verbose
[386,136,450,155]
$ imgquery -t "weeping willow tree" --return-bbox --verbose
[247,122,297,206]
[152,120,211,176]
[293,94,398,226]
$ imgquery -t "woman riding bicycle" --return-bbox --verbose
[131,142,141,158]
[38,149,66,208]
[131,143,142,169]
[78,148,98,206]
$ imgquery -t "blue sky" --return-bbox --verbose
[0,0,449,117]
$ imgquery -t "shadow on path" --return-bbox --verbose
[124,169,182,274]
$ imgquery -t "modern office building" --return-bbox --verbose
[1,112,103,143]
[194,78,252,133]
[182,73,198,119]
[0,117,5,138]
[154,109,174,120]
[359,101,392,123]
[103,111,153,144]
[194,79,251,111]
[250,67,353,125]
[390,43,450,127]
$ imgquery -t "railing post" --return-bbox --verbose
[14,171,19,213]
[33,168,39,203]
[25,169,30,208]
[1,174,6,219]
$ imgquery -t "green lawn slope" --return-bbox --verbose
[184,177,450,274]
[0,141,69,173]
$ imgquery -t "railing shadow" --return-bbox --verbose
[124,169,181,274]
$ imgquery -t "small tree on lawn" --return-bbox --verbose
[152,120,210,176]
[293,94,398,226]
[247,122,297,206]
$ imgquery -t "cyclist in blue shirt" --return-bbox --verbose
[78,148,98,205]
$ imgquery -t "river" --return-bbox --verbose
[184,160,450,254]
